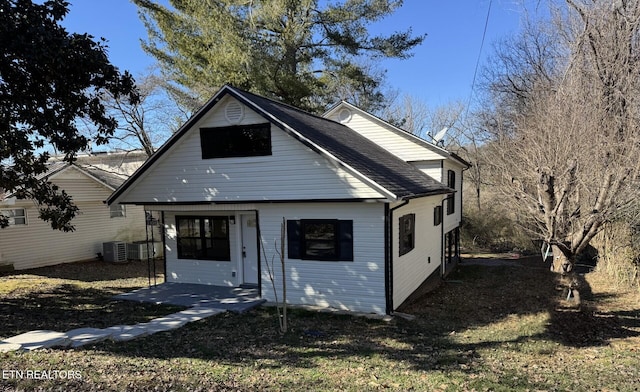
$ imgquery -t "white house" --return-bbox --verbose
[0,152,148,270]
[107,86,469,315]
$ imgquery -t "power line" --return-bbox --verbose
[464,0,493,120]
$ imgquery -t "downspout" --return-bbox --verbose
[386,199,410,315]
[255,209,262,297]
[440,160,446,277]
[161,211,167,284]
[440,197,446,276]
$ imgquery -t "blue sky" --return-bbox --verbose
[61,1,526,109]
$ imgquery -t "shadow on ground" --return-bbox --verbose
[82,255,639,370]
[0,258,164,282]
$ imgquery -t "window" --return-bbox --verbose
[176,216,230,261]
[287,219,353,261]
[446,170,456,215]
[200,123,271,158]
[110,204,126,218]
[447,170,456,189]
[1,208,26,226]
[399,213,415,256]
[446,196,455,215]
[434,205,442,226]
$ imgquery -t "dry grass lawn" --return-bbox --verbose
[0,256,639,391]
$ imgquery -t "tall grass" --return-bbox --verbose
[592,223,640,291]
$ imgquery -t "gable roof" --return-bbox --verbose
[2,163,127,202]
[107,85,452,205]
[324,101,471,168]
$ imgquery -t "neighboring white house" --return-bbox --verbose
[107,86,469,315]
[0,152,148,270]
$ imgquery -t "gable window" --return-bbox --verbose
[399,213,415,256]
[434,205,442,226]
[110,204,126,218]
[200,123,271,159]
[176,216,230,261]
[287,219,353,261]
[1,208,26,226]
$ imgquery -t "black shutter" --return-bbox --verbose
[287,220,301,259]
[338,220,353,261]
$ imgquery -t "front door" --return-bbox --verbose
[241,214,259,285]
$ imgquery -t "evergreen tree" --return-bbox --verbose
[134,0,423,112]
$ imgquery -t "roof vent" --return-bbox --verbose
[337,108,352,123]
[224,101,244,124]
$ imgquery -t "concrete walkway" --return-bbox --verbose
[0,306,225,353]
[114,282,265,312]
[0,283,266,353]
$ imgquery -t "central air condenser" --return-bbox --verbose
[103,241,127,263]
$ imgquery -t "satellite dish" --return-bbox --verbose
[432,127,448,145]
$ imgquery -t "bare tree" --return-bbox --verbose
[483,0,640,272]
[100,72,188,156]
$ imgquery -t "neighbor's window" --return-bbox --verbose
[176,216,230,261]
[200,123,271,158]
[0,208,26,226]
[110,204,126,218]
[399,213,415,256]
[287,219,353,261]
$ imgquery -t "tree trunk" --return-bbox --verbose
[550,244,574,274]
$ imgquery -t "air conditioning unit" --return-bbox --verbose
[127,241,162,261]
[103,241,127,263]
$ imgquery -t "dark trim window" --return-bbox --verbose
[434,205,442,226]
[447,170,456,215]
[446,196,455,215]
[447,170,456,189]
[399,213,415,256]
[287,219,353,261]
[176,216,230,260]
[200,123,271,158]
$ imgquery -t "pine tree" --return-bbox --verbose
[134,0,423,113]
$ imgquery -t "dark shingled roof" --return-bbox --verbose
[230,87,451,199]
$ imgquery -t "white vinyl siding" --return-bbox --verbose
[392,196,443,308]
[49,166,114,202]
[325,108,445,161]
[0,202,145,270]
[163,211,240,287]
[411,160,443,182]
[116,97,385,204]
[259,203,387,314]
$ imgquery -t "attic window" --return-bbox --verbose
[224,101,244,124]
[200,123,271,158]
[337,108,352,123]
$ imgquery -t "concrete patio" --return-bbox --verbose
[113,282,265,312]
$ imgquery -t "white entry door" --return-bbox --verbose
[241,214,259,285]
